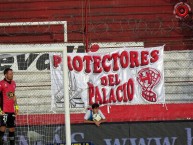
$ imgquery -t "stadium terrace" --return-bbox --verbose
[67,49,160,73]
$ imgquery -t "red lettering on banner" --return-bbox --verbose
[127,79,134,101]
[102,54,111,72]
[53,55,62,68]
[141,51,149,66]
[120,51,129,68]
[95,86,103,104]
[115,74,121,85]
[112,53,119,71]
[123,83,128,102]
[108,74,115,86]
[88,82,94,105]
[68,49,160,73]
[150,50,159,63]
[93,56,102,73]
[100,76,108,86]
[73,56,83,72]
[109,88,116,103]
[102,88,108,104]
[130,51,140,68]
[116,85,123,102]
[88,78,135,105]
[67,56,73,71]
[102,74,121,86]
[83,55,92,73]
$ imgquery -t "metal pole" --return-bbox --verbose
[63,49,71,145]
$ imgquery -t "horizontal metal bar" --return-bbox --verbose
[0,21,67,26]
[0,44,65,53]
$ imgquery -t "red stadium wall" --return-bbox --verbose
[0,0,193,124]
[17,104,193,125]
[0,0,192,50]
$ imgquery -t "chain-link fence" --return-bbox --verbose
[0,47,192,107]
[0,20,192,114]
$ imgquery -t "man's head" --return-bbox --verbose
[4,68,13,81]
[92,103,99,114]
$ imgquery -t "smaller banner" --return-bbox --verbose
[50,46,165,109]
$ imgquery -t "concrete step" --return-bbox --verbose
[165,93,193,102]
[164,51,193,60]
[16,82,51,88]
[165,84,193,94]
[19,105,52,114]
[16,85,50,91]
[16,90,51,98]
[164,60,193,69]
[13,72,51,83]
[164,69,193,77]
[17,96,51,105]
[165,76,193,82]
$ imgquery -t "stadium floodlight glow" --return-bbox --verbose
[0,44,71,145]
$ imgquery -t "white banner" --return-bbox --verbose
[50,46,165,109]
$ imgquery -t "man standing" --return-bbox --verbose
[84,103,106,126]
[0,68,19,145]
